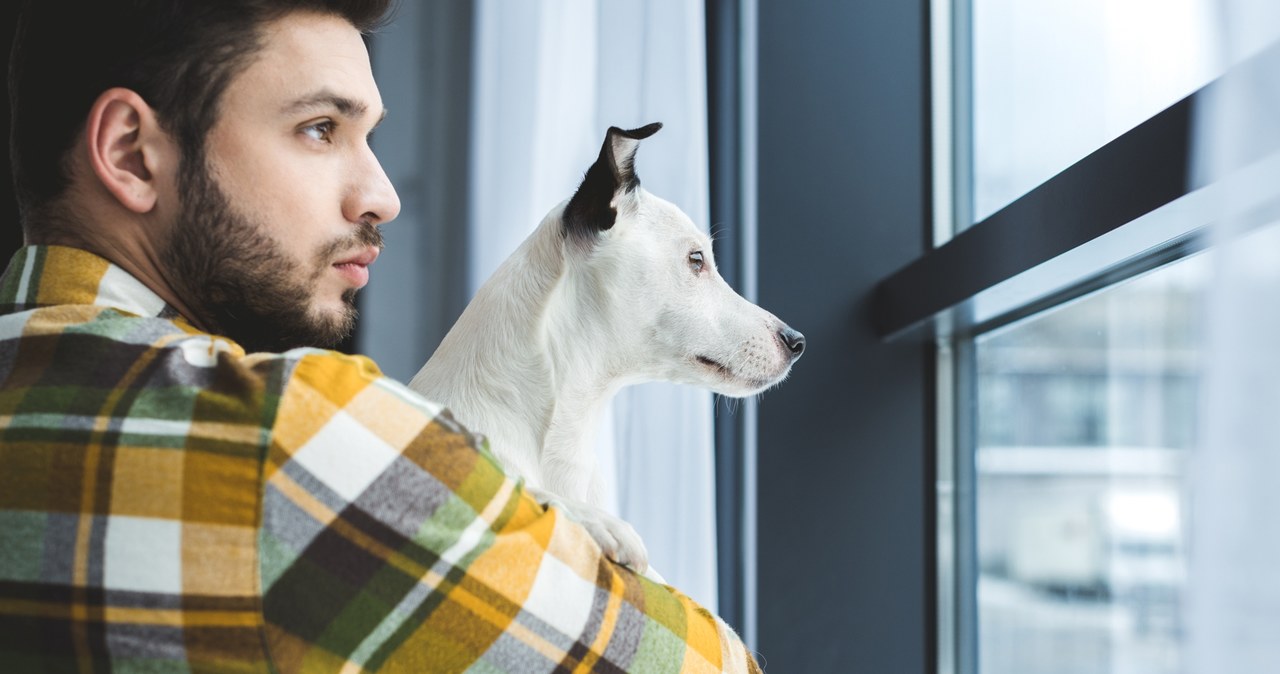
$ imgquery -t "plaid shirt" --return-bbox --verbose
[0,245,759,673]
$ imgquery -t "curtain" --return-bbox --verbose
[470,0,718,610]
[1188,0,1280,669]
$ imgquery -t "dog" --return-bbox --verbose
[409,123,804,577]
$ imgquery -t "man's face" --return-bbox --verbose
[164,11,400,352]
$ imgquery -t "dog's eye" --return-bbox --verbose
[689,251,705,273]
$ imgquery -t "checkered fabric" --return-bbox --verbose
[0,245,761,673]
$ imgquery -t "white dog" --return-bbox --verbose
[409,123,804,576]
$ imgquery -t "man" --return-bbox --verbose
[0,1,760,671]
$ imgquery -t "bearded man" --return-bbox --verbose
[0,1,760,671]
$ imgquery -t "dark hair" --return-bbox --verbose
[8,0,394,234]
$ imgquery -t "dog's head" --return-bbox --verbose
[560,123,804,397]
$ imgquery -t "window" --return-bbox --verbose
[876,2,1280,673]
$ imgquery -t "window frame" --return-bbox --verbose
[707,0,761,644]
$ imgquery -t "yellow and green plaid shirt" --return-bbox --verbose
[0,245,760,673]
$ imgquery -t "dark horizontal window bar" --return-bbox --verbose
[873,38,1280,341]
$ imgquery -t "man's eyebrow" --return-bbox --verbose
[282,90,388,127]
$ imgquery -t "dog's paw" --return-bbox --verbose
[528,488,650,573]
[575,508,649,572]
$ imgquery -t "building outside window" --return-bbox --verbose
[975,253,1204,673]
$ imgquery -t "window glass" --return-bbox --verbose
[975,253,1207,674]
[969,0,1280,223]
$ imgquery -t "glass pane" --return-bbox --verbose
[971,0,1280,223]
[975,253,1207,674]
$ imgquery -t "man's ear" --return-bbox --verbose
[84,88,173,214]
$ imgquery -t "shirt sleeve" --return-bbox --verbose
[257,350,762,673]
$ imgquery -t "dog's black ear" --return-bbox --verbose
[564,122,663,241]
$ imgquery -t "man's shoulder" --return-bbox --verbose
[0,299,453,444]
[1,304,390,422]
[250,346,423,409]
[136,329,433,430]
[262,346,451,440]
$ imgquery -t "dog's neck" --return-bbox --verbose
[411,208,628,504]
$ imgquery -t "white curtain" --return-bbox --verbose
[1188,0,1280,669]
[469,0,718,610]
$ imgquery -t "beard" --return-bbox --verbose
[161,153,383,353]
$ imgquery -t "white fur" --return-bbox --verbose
[410,147,800,575]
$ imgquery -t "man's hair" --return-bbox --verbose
[8,0,394,235]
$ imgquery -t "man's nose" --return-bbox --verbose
[346,151,401,226]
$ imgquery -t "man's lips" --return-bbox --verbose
[332,247,380,287]
[334,247,380,267]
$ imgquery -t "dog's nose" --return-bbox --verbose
[779,326,805,360]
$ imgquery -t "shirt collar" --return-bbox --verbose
[0,245,184,320]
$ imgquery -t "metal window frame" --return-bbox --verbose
[707,0,759,645]
[931,1,977,672]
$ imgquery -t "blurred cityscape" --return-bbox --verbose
[975,254,1206,674]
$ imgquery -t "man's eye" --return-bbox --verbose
[689,251,705,273]
[302,121,335,143]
